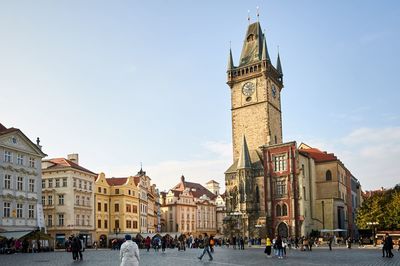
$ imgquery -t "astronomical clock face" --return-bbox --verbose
[242,82,255,96]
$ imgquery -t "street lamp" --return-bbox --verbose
[366,222,379,246]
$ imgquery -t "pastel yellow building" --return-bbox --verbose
[94,173,140,246]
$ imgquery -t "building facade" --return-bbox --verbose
[0,123,46,232]
[223,21,362,239]
[41,154,96,247]
[160,175,217,236]
[94,169,160,246]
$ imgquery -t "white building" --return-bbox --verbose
[42,154,96,247]
[0,123,46,232]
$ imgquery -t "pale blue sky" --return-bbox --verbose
[1,1,399,191]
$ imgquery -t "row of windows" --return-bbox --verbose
[98,187,108,194]
[42,178,68,189]
[41,195,91,206]
[3,202,35,218]
[75,214,91,226]
[3,150,36,168]
[3,174,36,192]
[276,204,288,217]
[45,214,91,227]
[46,214,64,226]
[73,179,92,191]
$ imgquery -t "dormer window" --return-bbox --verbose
[12,137,17,144]
[247,34,255,42]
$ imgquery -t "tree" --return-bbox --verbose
[356,184,400,230]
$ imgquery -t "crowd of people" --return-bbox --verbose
[0,237,50,254]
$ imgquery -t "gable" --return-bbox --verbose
[0,130,46,158]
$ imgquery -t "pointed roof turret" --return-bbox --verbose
[261,33,271,62]
[237,135,251,169]
[276,52,283,77]
[227,48,234,71]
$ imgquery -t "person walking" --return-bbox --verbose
[198,233,213,261]
[161,236,166,253]
[71,235,81,261]
[328,235,333,251]
[120,234,140,266]
[385,233,394,258]
[276,235,283,259]
[264,237,272,258]
[145,236,151,252]
[78,235,84,260]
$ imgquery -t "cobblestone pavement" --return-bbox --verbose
[0,246,399,266]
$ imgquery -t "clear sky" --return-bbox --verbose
[1,1,399,191]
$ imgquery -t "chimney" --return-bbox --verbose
[68,154,79,165]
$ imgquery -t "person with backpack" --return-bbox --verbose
[209,236,215,253]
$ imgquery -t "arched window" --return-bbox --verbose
[326,170,332,181]
[276,204,282,217]
[255,186,260,203]
[282,204,288,216]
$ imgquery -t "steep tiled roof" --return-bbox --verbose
[299,146,337,163]
[172,178,216,200]
[43,158,96,175]
[106,177,128,186]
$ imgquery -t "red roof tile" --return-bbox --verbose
[299,147,337,163]
[44,158,96,175]
[172,177,217,200]
[106,177,128,186]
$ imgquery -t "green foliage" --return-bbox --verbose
[356,184,400,230]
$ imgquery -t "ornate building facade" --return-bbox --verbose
[160,175,217,235]
[223,21,362,239]
[0,123,46,232]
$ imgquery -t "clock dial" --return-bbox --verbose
[272,84,277,98]
[242,82,255,96]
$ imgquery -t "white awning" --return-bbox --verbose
[0,230,32,239]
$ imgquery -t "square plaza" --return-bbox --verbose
[0,246,398,266]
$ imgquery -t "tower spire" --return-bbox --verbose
[227,47,234,71]
[237,135,251,169]
[276,50,283,78]
[262,31,271,62]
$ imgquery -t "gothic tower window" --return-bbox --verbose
[276,204,282,217]
[326,170,332,181]
[274,155,287,172]
[275,180,286,197]
[282,204,288,216]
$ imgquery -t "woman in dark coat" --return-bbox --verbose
[71,236,82,261]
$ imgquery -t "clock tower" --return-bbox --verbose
[224,20,284,238]
[227,21,283,162]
